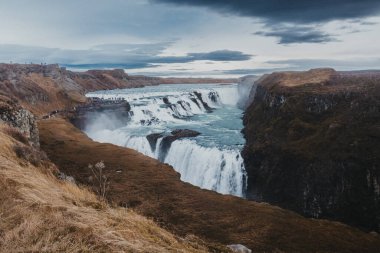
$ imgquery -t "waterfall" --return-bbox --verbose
[86,128,246,196]
[164,139,246,196]
[87,89,232,126]
[85,84,247,197]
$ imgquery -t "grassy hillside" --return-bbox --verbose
[0,124,212,252]
[38,118,380,253]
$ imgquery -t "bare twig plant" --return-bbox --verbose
[88,161,109,199]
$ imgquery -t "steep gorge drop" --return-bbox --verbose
[84,84,247,197]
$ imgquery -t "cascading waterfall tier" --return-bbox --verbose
[85,84,247,197]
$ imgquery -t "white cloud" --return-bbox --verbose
[0,0,379,77]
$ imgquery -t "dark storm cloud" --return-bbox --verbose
[222,68,282,75]
[188,50,251,61]
[62,63,158,70]
[254,26,337,44]
[222,57,380,76]
[154,0,380,43]
[266,58,380,70]
[153,0,380,24]
[148,50,251,64]
[0,44,252,69]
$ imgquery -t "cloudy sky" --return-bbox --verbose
[1,0,380,77]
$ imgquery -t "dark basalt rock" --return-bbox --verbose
[193,91,212,112]
[190,98,201,108]
[70,99,131,130]
[170,129,200,138]
[125,101,131,111]
[140,117,159,126]
[177,100,191,112]
[163,97,170,105]
[242,70,380,232]
[158,129,200,161]
[208,91,220,103]
[0,100,40,147]
[146,133,164,152]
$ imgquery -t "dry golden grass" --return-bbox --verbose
[260,68,337,87]
[0,124,211,253]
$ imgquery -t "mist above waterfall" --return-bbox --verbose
[237,75,259,109]
[85,111,126,132]
[84,83,247,197]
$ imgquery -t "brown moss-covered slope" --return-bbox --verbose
[38,118,380,253]
[242,68,380,232]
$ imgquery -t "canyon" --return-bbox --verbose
[1,64,380,252]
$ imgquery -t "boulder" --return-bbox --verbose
[146,133,164,152]
[157,129,200,161]
[0,101,39,147]
[227,244,252,253]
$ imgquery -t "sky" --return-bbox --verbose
[1,0,380,77]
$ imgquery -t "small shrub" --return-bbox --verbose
[13,144,48,166]
[88,161,110,199]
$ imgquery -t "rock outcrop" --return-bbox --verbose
[0,64,85,116]
[147,129,201,161]
[69,98,131,130]
[227,244,252,253]
[242,68,380,232]
[0,97,39,147]
[146,133,164,152]
[194,91,213,111]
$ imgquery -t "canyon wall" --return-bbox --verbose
[242,69,380,232]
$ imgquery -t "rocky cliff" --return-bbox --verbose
[242,68,380,232]
[0,64,86,116]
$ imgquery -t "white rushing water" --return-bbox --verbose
[85,84,247,197]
